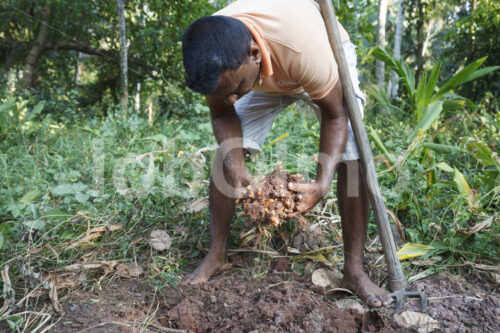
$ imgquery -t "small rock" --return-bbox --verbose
[311,268,343,288]
[69,304,77,312]
[149,230,172,251]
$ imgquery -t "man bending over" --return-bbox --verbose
[181,0,392,307]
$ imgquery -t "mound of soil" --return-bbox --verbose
[238,166,306,227]
[159,272,361,333]
[46,270,499,332]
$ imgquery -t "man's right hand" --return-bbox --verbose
[227,166,252,198]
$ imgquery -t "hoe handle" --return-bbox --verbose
[318,0,407,291]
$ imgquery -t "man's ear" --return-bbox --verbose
[249,40,261,64]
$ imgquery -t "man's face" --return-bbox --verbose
[210,41,261,105]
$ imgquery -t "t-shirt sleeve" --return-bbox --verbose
[291,31,340,100]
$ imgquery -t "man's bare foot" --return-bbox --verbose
[342,269,392,307]
[182,252,226,284]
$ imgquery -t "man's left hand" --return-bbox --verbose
[287,181,326,214]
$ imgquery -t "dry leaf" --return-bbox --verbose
[0,265,14,315]
[48,273,63,314]
[149,230,172,251]
[455,214,496,235]
[56,260,119,273]
[68,224,123,248]
[116,263,144,277]
[311,268,342,288]
[490,272,500,286]
[182,197,208,213]
[387,208,405,242]
[399,311,440,333]
[466,262,500,273]
[335,299,365,313]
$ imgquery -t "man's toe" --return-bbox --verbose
[367,295,382,307]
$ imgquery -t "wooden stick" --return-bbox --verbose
[318,0,407,291]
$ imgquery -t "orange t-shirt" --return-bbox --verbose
[215,0,350,100]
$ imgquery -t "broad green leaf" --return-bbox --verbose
[75,192,90,203]
[426,62,441,103]
[24,101,46,122]
[66,170,82,180]
[71,182,88,192]
[0,97,16,114]
[432,57,487,102]
[370,47,415,96]
[423,143,460,154]
[7,203,21,218]
[453,168,471,197]
[51,183,87,196]
[414,62,441,122]
[23,220,46,230]
[194,103,209,114]
[146,134,170,147]
[443,99,468,111]
[0,233,4,249]
[460,137,499,167]
[408,101,443,141]
[369,128,396,164]
[45,209,68,222]
[51,184,75,196]
[365,84,401,113]
[20,190,40,206]
[435,162,454,172]
[461,65,500,85]
[397,243,433,261]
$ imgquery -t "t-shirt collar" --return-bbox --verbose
[235,17,273,85]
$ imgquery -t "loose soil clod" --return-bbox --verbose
[238,165,305,227]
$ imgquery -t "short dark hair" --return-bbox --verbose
[182,16,252,94]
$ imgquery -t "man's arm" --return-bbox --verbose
[206,95,251,192]
[289,82,347,212]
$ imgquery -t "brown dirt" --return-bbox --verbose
[45,269,499,333]
[239,166,307,227]
[395,272,500,332]
[160,272,360,333]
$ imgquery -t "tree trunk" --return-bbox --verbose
[74,52,83,86]
[421,17,434,60]
[20,8,49,88]
[135,82,141,113]
[389,0,406,98]
[470,0,477,56]
[416,0,426,82]
[376,0,388,89]
[116,0,128,111]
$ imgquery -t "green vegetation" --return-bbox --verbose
[0,0,498,330]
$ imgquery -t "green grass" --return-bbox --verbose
[0,94,498,330]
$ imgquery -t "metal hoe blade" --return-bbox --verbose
[391,290,427,313]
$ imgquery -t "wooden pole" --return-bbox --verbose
[318,0,407,292]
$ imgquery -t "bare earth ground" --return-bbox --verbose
[39,266,499,333]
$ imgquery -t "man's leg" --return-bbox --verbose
[184,92,293,284]
[338,160,392,307]
[183,151,235,284]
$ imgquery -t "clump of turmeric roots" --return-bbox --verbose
[237,165,306,227]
